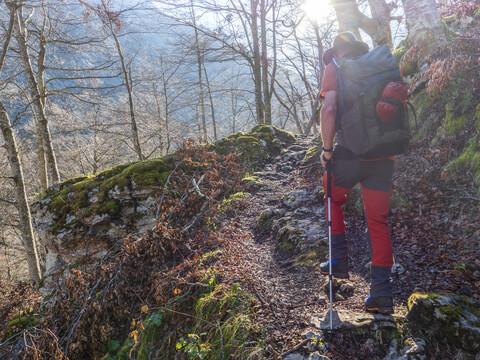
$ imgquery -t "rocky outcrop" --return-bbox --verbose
[257,180,328,267]
[31,125,299,296]
[407,292,480,354]
[31,157,175,295]
[212,124,297,167]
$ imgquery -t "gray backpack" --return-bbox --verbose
[333,45,411,159]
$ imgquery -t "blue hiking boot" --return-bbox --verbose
[365,295,394,315]
[320,257,349,279]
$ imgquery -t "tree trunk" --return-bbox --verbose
[37,29,49,191]
[0,101,42,285]
[260,0,271,125]
[331,0,363,39]
[250,0,264,124]
[368,0,393,48]
[202,62,217,141]
[111,29,143,160]
[11,3,60,184]
[402,0,443,44]
[191,4,207,142]
[331,0,394,47]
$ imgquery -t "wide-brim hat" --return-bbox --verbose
[323,31,369,65]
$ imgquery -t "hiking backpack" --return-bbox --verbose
[333,45,411,159]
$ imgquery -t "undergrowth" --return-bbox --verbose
[0,139,264,359]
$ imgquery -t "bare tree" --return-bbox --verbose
[79,0,144,160]
[331,0,400,47]
[7,0,60,185]
[0,7,42,284]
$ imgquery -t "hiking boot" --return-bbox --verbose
[365,295,394,315]
[320,257,349,279]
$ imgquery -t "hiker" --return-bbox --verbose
[317,32,405,315]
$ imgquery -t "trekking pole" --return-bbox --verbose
[326,158,333,331]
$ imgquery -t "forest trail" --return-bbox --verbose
[214,134,480,355]
[215,135,376,350]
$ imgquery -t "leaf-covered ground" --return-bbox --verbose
[1,134,479,359]
[208,134,480,358]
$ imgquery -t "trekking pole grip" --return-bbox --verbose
[326,160,332,198]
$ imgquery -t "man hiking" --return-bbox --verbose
[318,32,404,315]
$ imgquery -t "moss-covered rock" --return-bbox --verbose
[399,46,419,77]
[445,137,480,190]
[212,125,297,167]
[392,46,407,64]
[31,155,176,298]
[241,172,264,189]
[407,292,480,354]
[444,102,466,134]
[256,208,280,232]
[302,145,322,165]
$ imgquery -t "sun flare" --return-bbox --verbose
[301,0,334,25]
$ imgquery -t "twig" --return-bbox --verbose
[280,338,310,358]
[181,198,211,233]
[63,275,103,357]
[254,291,266,307]
[156,159,185,220]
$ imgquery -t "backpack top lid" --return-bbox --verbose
[334,45,399,83]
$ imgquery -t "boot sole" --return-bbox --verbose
[366,306,394,315]
[320,270,349,279]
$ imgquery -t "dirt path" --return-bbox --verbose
[216,135,376,351]
[216,134,480,355]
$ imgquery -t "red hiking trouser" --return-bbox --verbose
[322,154,394,267]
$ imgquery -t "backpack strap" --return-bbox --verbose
[332,57,340,69]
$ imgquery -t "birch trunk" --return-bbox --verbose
[10,3,60,184]
[202,62,217,141]
[0,101,42,285]
[191,4,207,142]
[111,30,143,160]
[250,0,265,124]
[260,0,271,125]
[402,0,443,44]
[37,28,49,191]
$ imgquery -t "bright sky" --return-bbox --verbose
[301,0,335,26]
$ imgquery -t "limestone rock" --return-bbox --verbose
[307,353,330,360]
[311,310,399,343]
[283,353,305,360]
[211,125,297,166]
[383,338,426,360]
[407,292,480,353]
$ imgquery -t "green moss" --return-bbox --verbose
[446,138,480,189]
[392,46,407,64]
[257,211,275,232]
[42,156,175,235]
[212,125,297,167]
[303,145,322,165]
[3,316,38,339]
[399,48,419,77]
[444,102,466,134]
[191,284,260,359]
[407,292,434,310]
[242,172,263,186]
[293,245,328,269]
[276,226,302,251]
